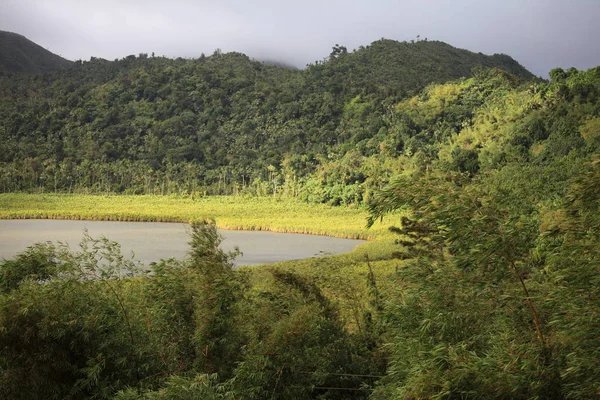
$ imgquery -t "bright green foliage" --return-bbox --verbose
[358,66,600,397]
[364,128,600,398]
[0,40,534,200]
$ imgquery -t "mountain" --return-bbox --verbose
[0,30,73,73]
[0,38,540,196]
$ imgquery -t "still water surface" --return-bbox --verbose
[0,220,365,267]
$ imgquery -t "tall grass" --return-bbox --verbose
[0,193,398,240]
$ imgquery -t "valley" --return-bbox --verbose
[1,29,599,399]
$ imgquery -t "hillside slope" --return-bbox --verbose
[0,30,73,73]
[0,38,538,195]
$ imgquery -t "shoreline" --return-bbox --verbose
[0,214,372,240]
[0,193,385,241]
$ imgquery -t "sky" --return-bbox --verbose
[1,0,599,77]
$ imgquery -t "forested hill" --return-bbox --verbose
[308,40,535,97]
[0,31,73,73]
[0,38,536,196]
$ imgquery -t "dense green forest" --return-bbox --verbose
[0,39,534,203]
[2,35,600,398]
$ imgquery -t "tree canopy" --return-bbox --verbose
[0,39,537,202]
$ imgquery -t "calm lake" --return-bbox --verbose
[0,220,365,267]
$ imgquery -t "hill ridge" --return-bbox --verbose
[0,30,73,74]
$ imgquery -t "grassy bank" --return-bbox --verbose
[0,193,396,240]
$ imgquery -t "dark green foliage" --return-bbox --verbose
[309,40,534,101]
[231,269,381,399]
[0,235,149,399]
[367,172,556,398]
[450,147,480,174]
[113,374,231,399]
[0,223,382,399]
[0,243,59,293]
[0,30,73,73]
[536,160,600,398]
[187,220,243,377]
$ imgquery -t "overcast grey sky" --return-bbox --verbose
[1,0,599,77]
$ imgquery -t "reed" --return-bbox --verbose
[0,193,398,240]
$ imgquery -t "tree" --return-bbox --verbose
[187,219,243,378]
[368,171,561,398]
